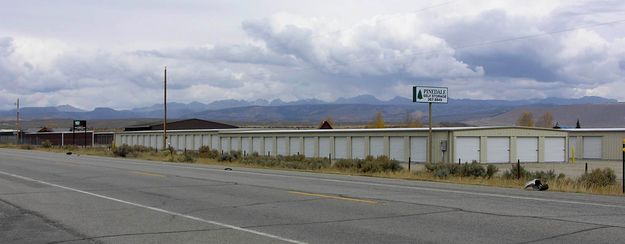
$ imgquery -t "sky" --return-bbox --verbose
[1,0,625,110]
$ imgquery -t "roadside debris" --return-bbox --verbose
[524,179,549,191]
[224,168,232,171]
[66,152,72,155]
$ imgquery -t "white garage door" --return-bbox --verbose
[185,135,193,150]
[252,137,262,154]
[193,135,201,150]
[517,137,538,163]
[410,137,427,162]
[456,137,480,163]
[544,137,565,162]
[265,137,274,156]
[202,135,210,148]
[221,137,230,152]
[487,137,509,163]
[276,137,287,156]
[290,137,301,155]
[241,137,250,154]
[211,136,219,150]
[156,135,163,149]
[583,137,602,159]
[351,137,365,159]
[171,135,179,150]
[304,137,315,157]
[231,138,240,152]
[568,137,577,159]
[389,137,405,161]
[335,137,348,159]
[319,137,331,158]
[369,137,384,157]
[151,135,158,149]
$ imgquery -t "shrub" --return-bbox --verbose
[19,144,34,150]
[175,151,196,163]
[529,170,558,181]
[578,168,617,188]
[502,164,531,179]
[486,164,499,178]
[112,144,131,157]
[333,156,401,173]
[460,161,486,177]
[198,146,219,159]
[41,140,52,148]
[424,162,460,178]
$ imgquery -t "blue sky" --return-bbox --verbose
[1,0,625,109]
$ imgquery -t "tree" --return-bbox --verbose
[403,112,423,128]
[536,112,554,128]
[369,111,385,128]
[516,111,534,127]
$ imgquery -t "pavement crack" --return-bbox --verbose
[47,227,230,243]
[517,226,612,244]
[243,209,460,229]
[182,198,323,215]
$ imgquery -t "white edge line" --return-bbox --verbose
[0,169,306,244]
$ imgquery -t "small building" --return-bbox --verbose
[21,127,94,146]
[0,129,18,144]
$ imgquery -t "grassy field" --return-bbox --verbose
[2,144,623,196]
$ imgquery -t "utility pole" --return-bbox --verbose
[15,98,20,144]
[163,66,167,151]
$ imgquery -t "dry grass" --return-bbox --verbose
[1,144,623,196]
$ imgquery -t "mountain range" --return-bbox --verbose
[0,95,620,127]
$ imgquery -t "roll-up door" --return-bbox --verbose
[319,137,331,158]
[156,135,163,149]
[231,137,241,152]
[568,137,577,159]
[277,137,287,155]
[185,135,193,150]
[410,137,427,162]
[544,137,565,162]
[242,137,250,154]
[171,135,179,150]
[517,137,538,163]
[264,137,274,156]
[151,135,158,149]
[128,135,134,145]
[369,137,384,157]
[456,137,480,163]
[193,135,201,150]
[304,137,315,157]
[202,135,210,148]
[351,137,365,159]
[335,137,348,159]
[290,137,301,155]
[583,137,602,159]
[221,137,230,152]
[211,136,219,150]
[389,137,405,161]
[487,137,509,163]
[252,137,262,154]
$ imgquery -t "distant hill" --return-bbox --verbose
[466,103,625,128]
[0,95,619,127]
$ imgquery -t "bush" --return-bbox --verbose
[460,161,486,177]
[486,164,499,178]
[579,168,617,188]
[198,146,219,159]
[19,144,34,150]
[333,156,401,173]
[175,151,196,163]
[41,140,52,148]
[239,154,330,170]
[502,164,531,179]
[112,144,131,157]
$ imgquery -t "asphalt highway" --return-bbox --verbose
[1,148,625,243]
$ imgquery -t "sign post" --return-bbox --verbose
[413,86,448,163]
[73,120,86,147]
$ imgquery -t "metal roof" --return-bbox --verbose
[563,128,625,132]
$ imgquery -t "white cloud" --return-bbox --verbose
[2,0,625,110]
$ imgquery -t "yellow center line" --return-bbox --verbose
[288,191,378,204]
[129,171,166,178]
